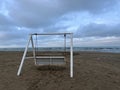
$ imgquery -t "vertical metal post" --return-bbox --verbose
[17,35,32,76]
[64,34,66,52]
[70,33,73,78]
[31,35,36,61]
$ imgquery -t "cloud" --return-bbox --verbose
[75,23,120,37]
[74,36,120,47]
[0,14,12,26]
[0,0,120,47]
[5,0,118,28]
[61,0,118,13]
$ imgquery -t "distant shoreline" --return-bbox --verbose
[0,47,120,53]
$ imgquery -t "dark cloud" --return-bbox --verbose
[75,23,120,37]
[61,0,117,13]
[7,0,61,28]
[6,0,118,28]
[0,14,13,26]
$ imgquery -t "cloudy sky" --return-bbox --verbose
[0,0,120,47]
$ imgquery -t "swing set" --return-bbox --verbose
[17,33,73,78]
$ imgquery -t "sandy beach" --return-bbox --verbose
[0,51,120,90]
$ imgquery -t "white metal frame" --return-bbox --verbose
[17,33,73,78]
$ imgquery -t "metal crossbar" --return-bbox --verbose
[31,33,72,35]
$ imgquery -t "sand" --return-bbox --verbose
[0,51,120,90]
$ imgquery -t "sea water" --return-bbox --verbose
[0,47,120,53]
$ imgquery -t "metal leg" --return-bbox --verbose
[31,36,36,61]
[17,35,32,76]
[70,33,73,78]
[64,34,66,52]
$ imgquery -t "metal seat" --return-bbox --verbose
[35,56,65,65]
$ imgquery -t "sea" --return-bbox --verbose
[0,47,120,53]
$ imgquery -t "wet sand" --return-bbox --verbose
[0,51,120,90]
